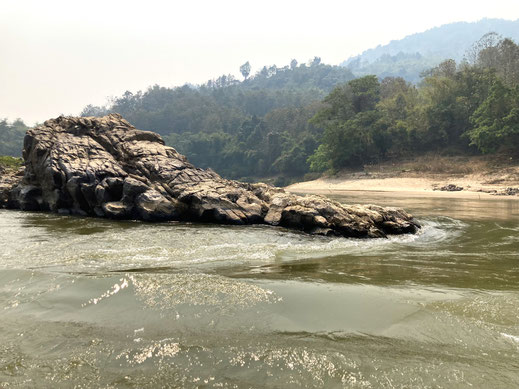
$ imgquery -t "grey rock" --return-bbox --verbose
[4,114,419,238]
[493,187,519,196]
[437,184,463,192]
[102,201,130,219]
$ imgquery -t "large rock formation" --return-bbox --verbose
[4,114,419,238]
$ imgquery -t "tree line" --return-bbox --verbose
[1,36,517,183]
[81,59,354,182]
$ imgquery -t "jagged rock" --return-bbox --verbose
[493,187,519,196]
[437,184,463,192]
[5,114,420,238]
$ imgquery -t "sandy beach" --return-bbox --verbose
[286,157,519,200]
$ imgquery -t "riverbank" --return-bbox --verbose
[286,155,519,199]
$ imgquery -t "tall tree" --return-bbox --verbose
[309,76,383,170]
[239,61,251,80]
[310,56,321,66]
[468,80,519,154]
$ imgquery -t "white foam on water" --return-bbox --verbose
[501,333,519,344]
[0,211,472,273]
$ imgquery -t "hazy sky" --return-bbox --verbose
[1,0,519,124]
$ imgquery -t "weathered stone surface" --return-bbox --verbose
[0,166,24,209]
[436,183,464,192]
[5,114,420,238]
[493,187,519,196]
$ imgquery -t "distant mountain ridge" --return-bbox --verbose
[341,18,519,82]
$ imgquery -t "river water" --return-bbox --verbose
[0,193,518,388]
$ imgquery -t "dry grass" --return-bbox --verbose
[359,154,519,177]
[402,156,475,175]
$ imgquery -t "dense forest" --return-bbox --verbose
[311,34,519,172]
[79,34,518,182]
[343,19,519,82]
[81,59,354,183]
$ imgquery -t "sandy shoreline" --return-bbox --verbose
[286,175,519,200]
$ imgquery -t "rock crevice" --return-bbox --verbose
[2,114,419,238]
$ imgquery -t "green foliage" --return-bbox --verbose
[309,76,388,168]
[470,35,519,86]
[4,31,518,183]
[307,144,332,172]
[80,60,353,179]
[468,81,519,153]
[77,35,519,179]
[309,37,519,170]
[0,119,28,157]
[0,155,23,169]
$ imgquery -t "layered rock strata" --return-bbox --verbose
[4,114,419,238]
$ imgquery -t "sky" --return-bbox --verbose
[1,0,519,124]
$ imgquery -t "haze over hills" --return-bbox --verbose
[341,18,519,82]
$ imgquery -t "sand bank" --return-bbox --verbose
[286,171,519,200]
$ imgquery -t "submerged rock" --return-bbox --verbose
[6,114,419,238]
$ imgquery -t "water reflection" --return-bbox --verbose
[324,191,519,221]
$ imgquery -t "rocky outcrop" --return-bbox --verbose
[494,187,519,196]
[0,166,23,208]
[6,114,419,238]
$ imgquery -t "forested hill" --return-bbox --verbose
[1,61,354,180]
[85,35,519,182]
[3,34,518,184]
[80,61,354,183]
[310,37,519,173]
[342,18,519,82]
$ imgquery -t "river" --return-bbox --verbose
[0,193,518,388]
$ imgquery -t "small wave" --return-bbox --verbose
[494,223,519,232]
[501,333,519,344]
[0,212,470,272]
[100,217,464,269]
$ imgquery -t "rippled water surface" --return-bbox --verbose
[1,194,518,388]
